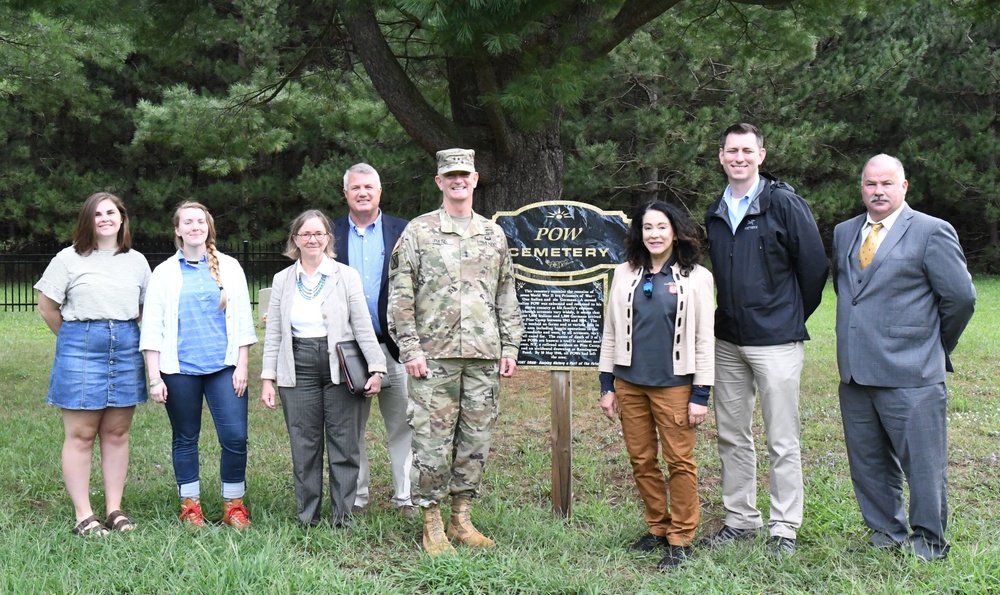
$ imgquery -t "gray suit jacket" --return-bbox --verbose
[832,205,976,387]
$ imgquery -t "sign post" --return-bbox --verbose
[494,201,629,517]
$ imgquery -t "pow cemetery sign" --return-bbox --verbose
[493,201,629,517]
[494,201,630,369]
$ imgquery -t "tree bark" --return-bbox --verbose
[474,124,564,218]
[335,0,791,217]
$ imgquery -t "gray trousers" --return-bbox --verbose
[280,337,371,526]
[839,380,949,555]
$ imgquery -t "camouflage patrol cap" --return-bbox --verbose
[436,148,476,175]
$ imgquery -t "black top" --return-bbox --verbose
[704,173,829,346]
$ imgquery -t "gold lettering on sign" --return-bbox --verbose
[533,228,585,241]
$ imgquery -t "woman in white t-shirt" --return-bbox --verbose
[35,192,151,537]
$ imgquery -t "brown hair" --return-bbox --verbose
[73,192,132,256]
[719,122,764,149]
[283,209,336,260]
[174,201,227,310]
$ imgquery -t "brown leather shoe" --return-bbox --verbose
[222,498,251,529]
[179,498,205,528]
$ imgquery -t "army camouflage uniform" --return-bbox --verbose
[388,208,523,506]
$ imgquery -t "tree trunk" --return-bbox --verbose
[473,125,564,218]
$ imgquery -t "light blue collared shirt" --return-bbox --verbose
[724,176,763,233]
[176,252,227,374]
[347,211,386,336]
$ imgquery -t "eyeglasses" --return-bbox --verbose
[643,274,653,298]
[295,232,328,240]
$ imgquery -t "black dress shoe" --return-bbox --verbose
[699,525,758,549]
[905,537,949,561]
[657,545,692,570]
[630,532,669,552]
[868,532,902,550]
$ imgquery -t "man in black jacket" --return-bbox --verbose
[701,123,828,556]
[333,163,416,518]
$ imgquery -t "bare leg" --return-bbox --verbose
[98,406,136,515]
[61,409,103,523]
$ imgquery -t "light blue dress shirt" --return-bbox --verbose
[724,176,763,233]
[347,212,386,336]
[176,253,227,375]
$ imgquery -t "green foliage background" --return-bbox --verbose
[1,0,998,267]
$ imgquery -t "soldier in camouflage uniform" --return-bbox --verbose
[388,148,523,556]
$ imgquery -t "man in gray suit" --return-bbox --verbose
[832,154,976,561]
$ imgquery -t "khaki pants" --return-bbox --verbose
[713,339,804,539]
[617,380,698,546]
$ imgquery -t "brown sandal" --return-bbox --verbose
[104,510,136,533]
[72,514,109,537]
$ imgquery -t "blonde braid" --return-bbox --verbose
[206,241,228,311]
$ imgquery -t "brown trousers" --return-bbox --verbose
[617,380,698,546]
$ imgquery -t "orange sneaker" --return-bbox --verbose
[222,498,251,529]
[180,497,205,528]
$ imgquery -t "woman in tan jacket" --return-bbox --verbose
[260,210,387,528]
[598,201,714,570]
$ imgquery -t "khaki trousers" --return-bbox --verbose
[713,339,804,539]
[617,380,698,546]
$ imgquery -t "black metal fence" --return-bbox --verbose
[0,240,288,312]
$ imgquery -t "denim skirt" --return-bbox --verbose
[46,320,148,410]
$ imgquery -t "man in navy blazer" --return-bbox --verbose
[832,154,976,560]
[333,163,415,517]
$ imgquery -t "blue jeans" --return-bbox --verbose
[162,367,248,494]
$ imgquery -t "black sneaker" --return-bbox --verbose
[769,536,796,556]
[630,532,669,552]
[699,525,758,549]
[657,545,692,570]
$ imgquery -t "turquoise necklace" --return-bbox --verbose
[297,274,327,300]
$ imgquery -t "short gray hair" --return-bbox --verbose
[343,163,382,190]
[862,154,906,183]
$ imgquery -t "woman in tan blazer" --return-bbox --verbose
[261,209,386,528]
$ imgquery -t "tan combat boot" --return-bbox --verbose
[446,496,495,548]
[421,504,456,556]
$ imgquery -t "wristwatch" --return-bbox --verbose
[600,390,614,398]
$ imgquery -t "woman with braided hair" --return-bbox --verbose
[140,201,257,528]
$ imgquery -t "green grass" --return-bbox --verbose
[1,279,999,593]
